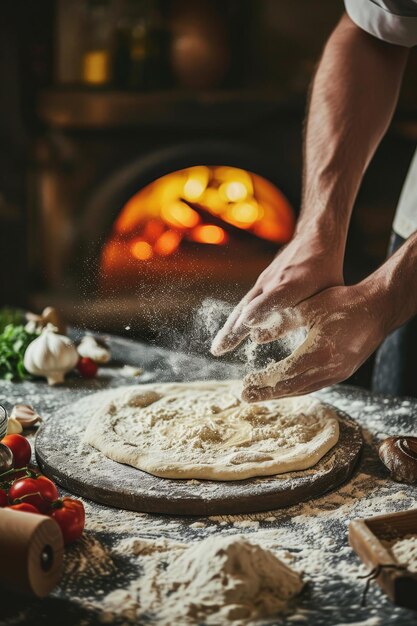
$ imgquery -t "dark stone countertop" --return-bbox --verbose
[0,333,417,626]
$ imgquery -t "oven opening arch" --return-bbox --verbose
[80,140,298,295]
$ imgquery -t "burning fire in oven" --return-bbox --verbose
[101,166,295,289]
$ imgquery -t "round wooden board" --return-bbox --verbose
[35,390,362,516]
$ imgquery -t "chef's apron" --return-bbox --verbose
[372,150,417,397]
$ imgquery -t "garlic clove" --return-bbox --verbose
[10,404,42,428]
[42,307,66,335]
[7,417,23,434]
[78,335,111,364]
[25,320,39,334]
[120,365,143,377]
[26,306,67,335]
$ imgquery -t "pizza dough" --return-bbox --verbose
[83,381,339,481]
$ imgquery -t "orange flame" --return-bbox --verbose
[102,165,295,274]
[191,225,227,245]
[161,201,200,229]
[154,230,182,256]
[131,240,153,261]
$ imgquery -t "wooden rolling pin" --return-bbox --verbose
[0,508,64,597]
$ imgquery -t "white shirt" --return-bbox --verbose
[345,0,417,238]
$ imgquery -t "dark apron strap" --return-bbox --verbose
[372,231,417,397]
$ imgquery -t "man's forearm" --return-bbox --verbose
[363,232,417,334]
[299,13,409,256]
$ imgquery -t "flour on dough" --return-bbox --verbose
[83,381,339,481]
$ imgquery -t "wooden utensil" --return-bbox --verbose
[0,508,64,597]
[349,508,417,609]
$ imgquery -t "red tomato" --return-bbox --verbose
[2,434,31,468]
[9,475,59,513]
[50,497,85,544]
[7,502,40,514]
[0,488,7,507]
[77,357,98,379]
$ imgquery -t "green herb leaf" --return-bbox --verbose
[0,308,24,333]
[0,319,39,382]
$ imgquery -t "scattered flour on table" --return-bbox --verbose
[11,383,417,626]
[233,520,260,529]
[97,535,303,625]
[63,535,115,588]
[335,617,382,626]
[70,466,410,624]
[118,365,143,378]
[190,521,206,528]
[383,534,417,573]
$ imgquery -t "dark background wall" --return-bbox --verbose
[1,0,417,311]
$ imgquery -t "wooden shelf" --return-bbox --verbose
[38,88,297,130]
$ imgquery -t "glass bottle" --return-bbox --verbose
[113,0,148,90]
[81,0,113,86]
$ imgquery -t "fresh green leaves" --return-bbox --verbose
[0,323,39,381]
[0,308,24,333]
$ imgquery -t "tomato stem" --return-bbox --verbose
[0,466,30,479]
[0,465,29,478]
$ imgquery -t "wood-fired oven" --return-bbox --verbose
[30,94,303,337]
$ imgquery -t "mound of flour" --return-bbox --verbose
[99,535,303,624]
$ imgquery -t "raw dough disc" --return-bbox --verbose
[83,381,339,481]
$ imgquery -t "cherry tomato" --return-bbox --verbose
[77,357,98,379]
[9,475,59,513]
[2,434,31,468]
[50,497,85,544]
[0,488,7,507]
[7,502,40,514]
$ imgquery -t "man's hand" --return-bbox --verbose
[211,13,408,359]
[242,283,386,402]
[211,11,410,397]
[211,232,343,356]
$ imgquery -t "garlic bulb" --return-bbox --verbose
[7,417,23,434]
[24,325,79,385]
[77,335,110,363]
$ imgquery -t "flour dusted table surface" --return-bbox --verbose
[1,333,417,626]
